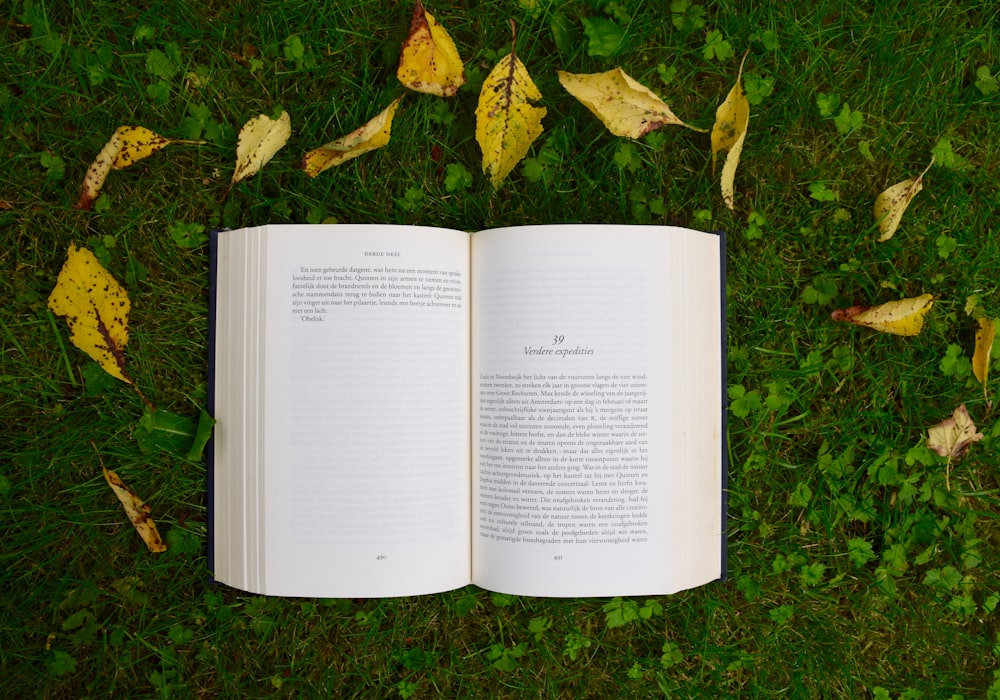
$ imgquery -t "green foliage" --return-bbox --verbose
[550,11,578,55]
[582,16,626,58]
[744,75,775,105]
[802,275,838,305]
[703,30,734,62]
[751,29,780,51]
[974,65,998,95]
[134,407,197,456]
[833,105,864,135]
[444,163,473,193]
[395,186,425,212]
[932,137,968,170]
[562,631,592,660]
[815,92,841,118]
[670,0,706,32]
[746,210,766,239]
[168,221,208,248]
[486,641,528,671]
[728,384,762,418]
[40,152,65,181]
[807,181,839,202]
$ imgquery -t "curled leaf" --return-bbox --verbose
[711,52,750,210]
[302,97,403,177]
[47,244,133,384]
[831,293,934,336]
[926,405,983,492]
[874,157,934,242]
[396,0,465,96]
[75,126,172,210]
[103,466,167,553]
[231,110,291,186]
[972,317,995,386]
[557,67,705,138]
[475,24,546,187]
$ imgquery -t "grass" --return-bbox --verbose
[2,0,1000,696]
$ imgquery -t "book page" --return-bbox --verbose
[470,225,723,597]
[215,224,471,597]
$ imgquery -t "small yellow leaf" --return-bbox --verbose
[111,126,171,167]
[47,244,133,384]
[102,466,167,553]
[874,157,934,242]
[926,404,983,461]
[231,110,291,185]
[301,97,403,177]
[972,317,995,385]
[396,0,466,97]
[75,126,171,210]
[557,68,705,138]
[832,293,934,336]
[475,30,546,188]
[711,53,750,210]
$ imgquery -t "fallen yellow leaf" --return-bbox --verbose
[231,110,291,186]
[75,126,172,210]
[972,317,995,386]
[102,466,167,553]
[711,53,749,210]
[831,293,934,336]
[874,157,934,242]
[476,24,546,188]
[47,244,133,384]
[302,97,404,177]
[396,0,465,97]
[926,404,983,490]
[557,67,705,138]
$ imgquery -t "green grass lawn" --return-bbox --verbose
[3,0,1000,697]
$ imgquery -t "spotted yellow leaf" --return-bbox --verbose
[476,25,546,188]
[47,244,133,384]
[75,126,171,210]
[396,0,465,97]
[711,53,749,210]
[103,466,167,553]
[231,110,291,186]
[557,67,705,138]
[302,97,403,177]
[972,317,995,386]
[874,157,934,242]
[831,293,934,336]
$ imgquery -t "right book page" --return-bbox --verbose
[470,225,725,597]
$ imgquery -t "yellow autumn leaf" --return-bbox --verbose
[711,53,750,210]
[75,126,171,210]
[301,97,403,177]
[231,110,291,186]
[102,466,167,553]
[47,244,133,384]
[874,157,934,242]
[972,317,995,386]
[557,68,705,138]
[396,0,465,97]
[476,26,546,188]
[831,293,934,336]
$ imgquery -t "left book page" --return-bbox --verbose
[211,224,472,597]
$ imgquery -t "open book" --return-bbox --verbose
[209,223,726,598]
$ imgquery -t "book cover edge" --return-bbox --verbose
[205,228,225,583]
[717,229,728,583]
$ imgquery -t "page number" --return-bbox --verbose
[553,555,563,561]
[376,554,387,561]
[553,335,564,345]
